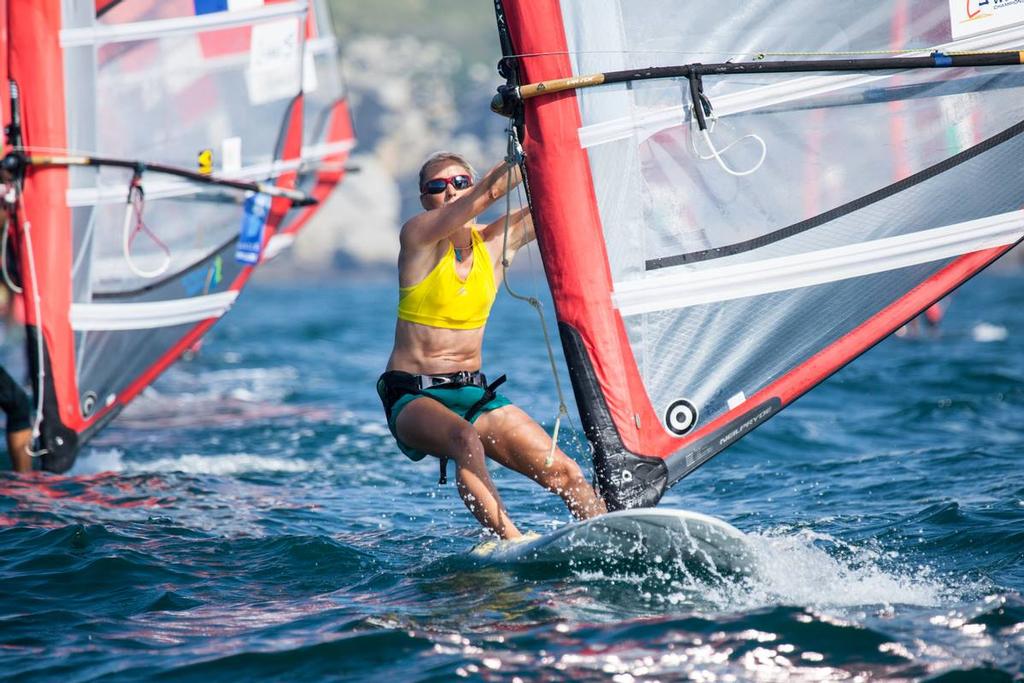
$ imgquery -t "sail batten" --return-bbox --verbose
[60,1,307,47]
[614,210,1024,316]
[69,292,239,331]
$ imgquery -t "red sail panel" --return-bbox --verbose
[276,98,353,239]
[9,0,79,443]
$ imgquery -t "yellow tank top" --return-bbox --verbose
[397,229,497,330]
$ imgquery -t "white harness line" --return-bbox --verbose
[690,112,767,177]
[1,202,23,294]
[15,191,48,458]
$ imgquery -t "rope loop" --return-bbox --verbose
[122,167,171,278]
[689,109,767,177]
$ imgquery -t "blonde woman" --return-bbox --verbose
[377,152,606,539]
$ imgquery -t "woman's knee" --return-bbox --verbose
[538,457,582,491]
[446,424,485,465]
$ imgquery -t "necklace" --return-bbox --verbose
[452,240,471,262]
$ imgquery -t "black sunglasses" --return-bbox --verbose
[421,174,473,195]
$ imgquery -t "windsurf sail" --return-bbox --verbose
[492,1,1024,509]
[2,0,353,472]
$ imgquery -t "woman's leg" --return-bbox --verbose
[474,405,607,520]
[395,397,522,539]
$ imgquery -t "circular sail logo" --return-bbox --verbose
[664,398,699,436]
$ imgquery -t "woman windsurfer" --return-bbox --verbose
[377,152,607,539]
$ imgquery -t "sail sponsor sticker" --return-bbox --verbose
[236,193,271,264]
[246,17,302,105]
[198,149,214,175]
[182,256,224,296]
[950,0,1024,39]
[194,0,264,12]
[222,137,242,173]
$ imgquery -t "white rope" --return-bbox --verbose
[15,195,49,458]
[689,113,767,177]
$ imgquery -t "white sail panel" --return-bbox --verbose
[559,1,1024,447]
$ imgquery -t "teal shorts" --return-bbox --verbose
[376,376,511,461]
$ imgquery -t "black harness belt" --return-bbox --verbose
[378,370,507,485]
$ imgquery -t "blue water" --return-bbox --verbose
[1,266,1022,681]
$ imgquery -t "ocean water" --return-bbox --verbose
[1,266,1022,682]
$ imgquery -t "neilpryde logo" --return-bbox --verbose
[964,0,993,21]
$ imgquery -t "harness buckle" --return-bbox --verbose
[417,370,485,390]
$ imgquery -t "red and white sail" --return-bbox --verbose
[494,0,1024,508]
[3,0,353,471]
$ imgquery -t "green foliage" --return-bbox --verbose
[328,0,502,68]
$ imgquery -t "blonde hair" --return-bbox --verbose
[418,152,477,191]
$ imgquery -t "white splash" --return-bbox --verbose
[70,448,317,476]
[735,528,949,609]
[68,447,126,475]
[568,526,958,613]
[124,453,315,475]
[972,322,1008,343]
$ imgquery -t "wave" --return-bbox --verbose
[129,453,318,476]
[742,528,951,609]
[115,624,435,681]
[70,449,321,476]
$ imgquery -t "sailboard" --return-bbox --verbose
[491,1,1024,510]
[472,509,754,576]
[1,0,354,472]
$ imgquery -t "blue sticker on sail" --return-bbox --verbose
[182,256,224,296]
[236,194,270,265]
[181,267,206,296]
[193,0,228,15]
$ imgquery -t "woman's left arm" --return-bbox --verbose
[484,206,534,260]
